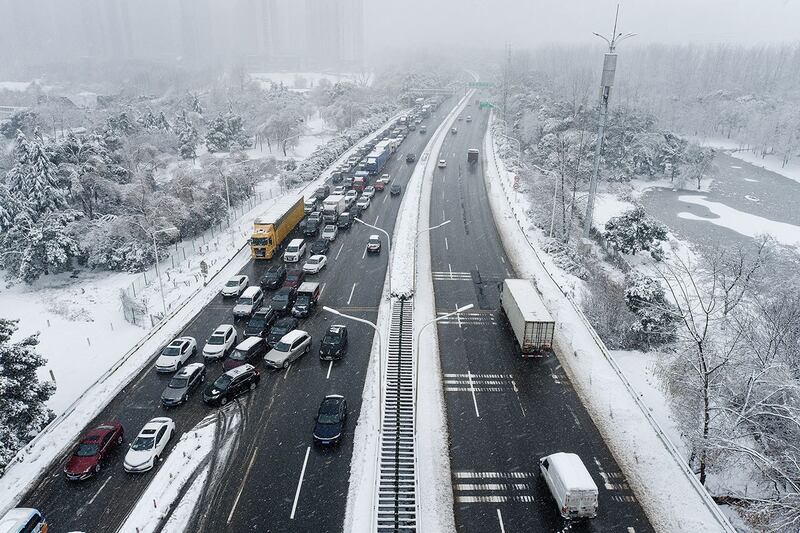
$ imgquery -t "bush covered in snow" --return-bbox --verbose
[604,206,668,260]
[624,272,677,345]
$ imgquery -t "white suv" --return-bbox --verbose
[264,330,312,369]
[283,239,306,263]
[203,324,237,361]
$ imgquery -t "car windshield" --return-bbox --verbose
[266,271,281,279]
[225,280,240,287]
[237,297,252,305]
[213,374,232,389]
[131,436,155,451]
[248,317,266,328]
[296,295,311,305]
[272,293,288,302]
[162,346,181,356]
[308,258,320,264]
[322,333,341,345]
[168,377,188,389]
[274,341,291,352]
[76,442,99,457]
[287,273,300,280]
[208,335,225,345]
[318,413,339,424]
[230,349,248,361]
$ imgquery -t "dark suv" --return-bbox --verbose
[337,212,353,230]
[304,218,321,237]
[267,317,299,347]
[261,264,287,290]
[310,239,329,255]
[319,325,348,361]
[244,307,278,337]
[313,395,348,446]
[270,286,297,315]
[202,364,260,407]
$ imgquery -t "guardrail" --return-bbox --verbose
[485,112,736,532]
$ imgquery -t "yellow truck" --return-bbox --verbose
[250,196,304,259]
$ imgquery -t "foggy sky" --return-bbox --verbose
[365,0,800,50]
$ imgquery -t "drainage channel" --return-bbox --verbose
[376,297,417,532]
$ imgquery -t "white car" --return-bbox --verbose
[333,185,346,195]
[155,336,197,372]
[321,224,338,241]
[303,255,328,274]
[344,190,358,207]
[356,197,370,210]
[124,417,175,473]
[362,186,376,199]
[264,330,312,369]
[202,324,237,361]
[221,275,249,297]
[438,159,447,168]
[466,115,472,122]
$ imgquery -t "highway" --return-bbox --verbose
[427,98,655,532]
[20,98,455,533]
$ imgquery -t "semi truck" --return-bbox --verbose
[500,279,555,355]
[467,148,480,165]
[250,196,304,260]
[366,143,391,175]
[322,194,346,223]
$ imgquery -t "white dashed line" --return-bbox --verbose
[228,446,259,523]
[347,283,357,304]
[290,447,311,519]
[87,476,112,506]
[374,215,380,225]
[335,243,344,260]
[497,509,506,533]
[445,237,449,250]
[326,360,333,380]
[468,370,480,417]
[361,246,367,260]
[319,282,326,297]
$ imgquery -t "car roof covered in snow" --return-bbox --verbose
[541,452,597,491]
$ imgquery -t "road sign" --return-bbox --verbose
[479,101,495,109]
[467,82,493,88]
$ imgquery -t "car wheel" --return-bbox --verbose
[221,397,228,406]
[117,435,123,445]
[95,463,101,473]
[283,360,289,369]
[249,382,256,391]
[193,347,197,356]
[304,344,310,354]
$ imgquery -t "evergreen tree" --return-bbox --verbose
[7,131,67,221]
[204,114,231,153]
[2,210,82,282]
[176,111,199,161]
[0,318,55,474]
[604,206,668,260]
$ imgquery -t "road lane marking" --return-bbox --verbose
[456,303,462,328]
[284,363,292,380]
[86,476,112,506]
[457,495,534,503]
[326,360,333,380]
[348,283,357,304]
[497,509,506,533]
[468,370,480,417]
[227,446,259,523]
[335,243,344,260]
[500,256,505,264]
[448,263,453,276]
[319,282,326,297]
[456,483,531,491]
[374,215,380,225]
[361,246,367,259]
[290,447,311,519]
[442,208,446,221]
[383,193,388,204]
[454,471,536,478]
[445,237,448,250]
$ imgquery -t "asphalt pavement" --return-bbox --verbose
[427,100,654,532]
[20,98,455,533]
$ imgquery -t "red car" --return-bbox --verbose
[282,269,305,289]
[64,422,124,480]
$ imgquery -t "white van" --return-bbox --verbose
[283,238,306,263]
[232,286,264,318]
[539,452,598,519]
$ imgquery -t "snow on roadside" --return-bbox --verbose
[120,409,241,533]
[483,115,735,532]
[0,111,405,518]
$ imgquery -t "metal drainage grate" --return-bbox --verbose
[376,298,417,532]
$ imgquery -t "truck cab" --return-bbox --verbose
[353,176,366,192]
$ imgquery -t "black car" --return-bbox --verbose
[310,239,330,255]
[270,286,297,315]
[350,204,364,219]
[203,364,260,407]
[337,212,353,230]
[319,325,348,361]
[267,317,299,347]
[304,218,321,237]
[406,153,416,163]
[260,264,287,290]
[313,395,348,445]
[161,363,205,407]
[244,307,278,337]
[390,184,402,196]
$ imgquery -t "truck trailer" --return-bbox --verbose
[321,194,347,223]
[366,145,391,175]
[251,196,304,260]
[500,279,555,355]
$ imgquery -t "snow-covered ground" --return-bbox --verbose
[250,71,373,92]
[484,113,735,532]
[693,135,800,186]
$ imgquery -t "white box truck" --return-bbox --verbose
[500,279,555,355]
[539,452,598,519]
[321,194,346,223]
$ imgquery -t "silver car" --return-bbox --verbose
[264,330,312,369]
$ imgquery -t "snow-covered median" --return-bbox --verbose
[483,114,735,532]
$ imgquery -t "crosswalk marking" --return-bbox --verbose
[432,271,472,280]
[452,472,537,504]
[456,495,535,503]
[444,373,517,394]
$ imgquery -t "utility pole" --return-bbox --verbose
[502,42,511,133]
[582,5,635,239]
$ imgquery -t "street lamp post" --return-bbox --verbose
[413,304,474,434]
[151,226,178,318]
[354,217,393,295]
[412,220,452,293]
[322,306,383,431]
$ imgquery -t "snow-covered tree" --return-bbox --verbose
[6,131,68,220]
[604,206,668,260]
[0,318,55,474]
[624,272,677,344]
[2,210,82,282]
[175,111,199,161]
[205,110,251,153]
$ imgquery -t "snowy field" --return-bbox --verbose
[250,71,373,92]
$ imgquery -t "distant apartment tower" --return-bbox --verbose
[302,0,364,68]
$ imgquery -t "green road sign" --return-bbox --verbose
[467,82,493,88]
[479,101,495,109]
